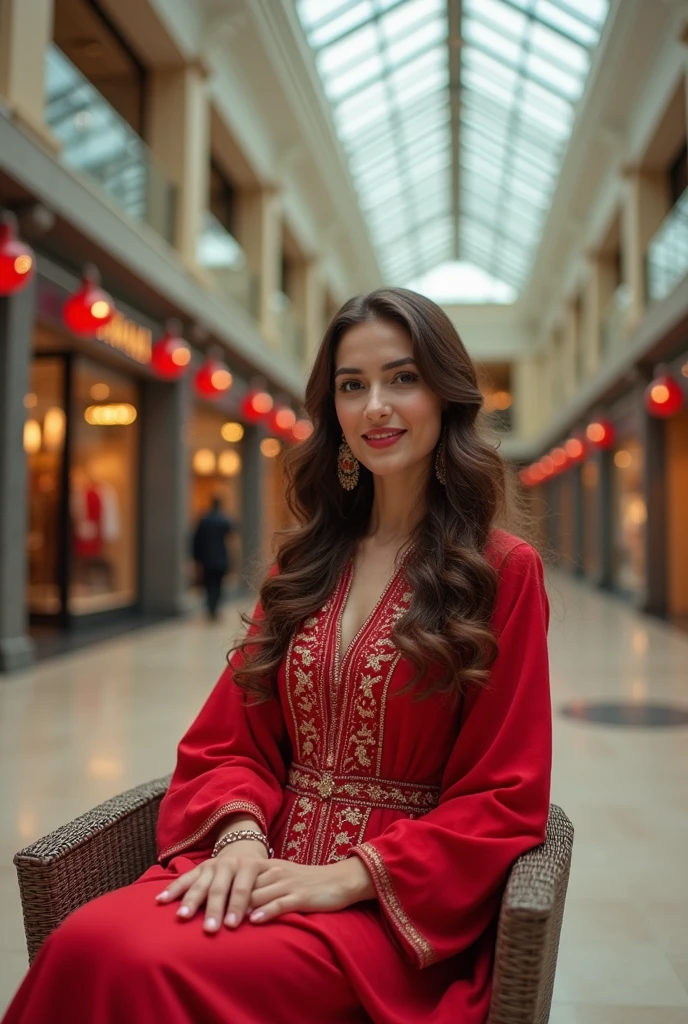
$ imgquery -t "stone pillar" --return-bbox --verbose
[147,62,210,268]
[236,188,282,345]
[0,0,56,146]
[622,170,668,333]
[240,425,265,588]
[561,300,580,402]
[291,257,325,367]
[0,281,36,671]
[138,375,190,614]
[582,256,602,378]
[513,355,542,440]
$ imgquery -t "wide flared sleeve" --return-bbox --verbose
[156,597,289,864]
[351,541,552,968]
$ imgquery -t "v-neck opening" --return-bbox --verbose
[335,546,412,672]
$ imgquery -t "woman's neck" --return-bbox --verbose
[365,463,428,548]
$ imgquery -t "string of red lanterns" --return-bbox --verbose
[63,266,116,336]
[520,420,615,487]
[644,371,684,418]
[195,356,233,399]
[0,212,35,295]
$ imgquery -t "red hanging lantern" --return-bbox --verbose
[151,320,192,381]
[550,447,569,473]
[63,266,115,336]
[240,388,273,423]
[518,468,533,487]
[267,405,296,437]
[0,212,35,295]
[586,419,615,450]
[644,374,684,419]
[539,455,555,479]
[565,435,587,464]
[292,418,314,442]
[195,357,233,399]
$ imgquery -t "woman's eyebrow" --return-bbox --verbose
[333,357,417,379]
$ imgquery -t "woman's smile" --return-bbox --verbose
[361,428,407,449]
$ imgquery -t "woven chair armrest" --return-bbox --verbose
[488,803,574,1024]
[14,775,171,963]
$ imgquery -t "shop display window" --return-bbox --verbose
[581,459,601,578]
[26,358,66,615]
[556,473,576,569]
[188,407,243,583]
[612,437,646,596]
[69,358,139,614]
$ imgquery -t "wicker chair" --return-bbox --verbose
[13,780,573,1024]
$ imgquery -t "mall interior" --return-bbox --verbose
[0,0,687,1020]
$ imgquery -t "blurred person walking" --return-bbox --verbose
[192,496,234,620]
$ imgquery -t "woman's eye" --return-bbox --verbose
[396,371,420,384]
[338,380,362,393]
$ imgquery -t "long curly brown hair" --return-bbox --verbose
[230,287,509,701]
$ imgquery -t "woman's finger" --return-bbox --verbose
[176,867,215,921]
[249,893,297,924]
[203,862,233,933]
[249,882,286,909]
[155,866,201,903]
[225,862,263,928]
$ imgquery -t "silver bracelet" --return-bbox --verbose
[211,828,273,859]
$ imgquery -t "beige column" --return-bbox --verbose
[235,187,282,346]
[581,257,603,378]
[147,62,210,269]
[621,170,668,332]
[561,301,579,403]
[513,355,544,441]
[0,0,57,147]
[290,257,326,367]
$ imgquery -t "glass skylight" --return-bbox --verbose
[297,0,609,302]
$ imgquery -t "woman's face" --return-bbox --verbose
[333,318,443,482]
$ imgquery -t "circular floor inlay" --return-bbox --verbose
[560,701,688,728]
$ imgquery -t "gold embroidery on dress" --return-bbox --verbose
[355,842,436,968]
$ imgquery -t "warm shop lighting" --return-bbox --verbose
[24,393,37,409]
[43,407,66,450]
[292,418,313,442]
[627,497,647,526]
[218,450,242,477]
[84,403,137,426]
[614,450,632,469]
[23,419,41,454]
[260,438,281,458]
[192,448,216,475]
[492,390,512,410]
[211,368,233,390]
[90,299,110,320]
[90,383,110,401]
[221,422,244,443]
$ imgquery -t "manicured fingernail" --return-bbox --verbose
[205,917,218,931]
[225,912,238,927]
[177,906,190,918]
[250,910,264,922]
[156,891,170,901]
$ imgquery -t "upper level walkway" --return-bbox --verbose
[1,572,687,1022]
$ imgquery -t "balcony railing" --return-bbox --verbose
[44,45,177,244]
[197,212,259,318]
[601,284,631,355]
[646,186,688,304]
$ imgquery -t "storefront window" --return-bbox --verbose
[581,459,600,578]
[556,473,576,569]
[69,358,139,614]
[612,437,646,596]
[188,407,243,583]
[26,358,66,615]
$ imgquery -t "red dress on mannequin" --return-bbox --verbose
[2,531,551,1024]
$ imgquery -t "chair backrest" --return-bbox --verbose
[487,803,574,1024]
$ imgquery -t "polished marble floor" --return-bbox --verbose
[0,571,687,1022]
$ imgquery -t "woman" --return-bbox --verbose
[2,288,551,1024]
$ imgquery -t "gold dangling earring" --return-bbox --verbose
[338,435,360,490]
[435,429,447,486]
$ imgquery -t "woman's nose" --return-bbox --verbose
[364,384,391,418]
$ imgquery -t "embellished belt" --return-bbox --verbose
[287,763,440,815]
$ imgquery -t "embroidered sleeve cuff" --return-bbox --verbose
[158,801,268,863]
[352,842,435,969]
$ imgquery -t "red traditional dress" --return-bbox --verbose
[2,530,551,1024]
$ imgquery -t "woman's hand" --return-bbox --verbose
[155,840,270,933]
[248,856,375,924]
